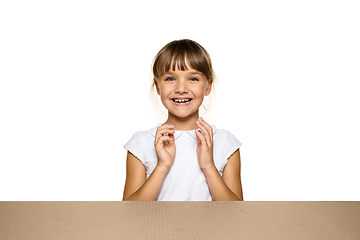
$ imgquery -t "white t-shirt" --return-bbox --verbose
[124,124,241,201]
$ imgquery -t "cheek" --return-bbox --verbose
[193,86,207,97]
[157,84,165,94]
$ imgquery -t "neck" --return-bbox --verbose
[164,111,199,131]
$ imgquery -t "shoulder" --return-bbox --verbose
[128,124,160,142]
[211,125,241,172]
[212,125,242,157]
[124,124,160,163]
[124,124,160,151]
[213,126,241,145]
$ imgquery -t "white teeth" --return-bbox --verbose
[173,98,190,103]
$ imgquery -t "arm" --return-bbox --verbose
[205,149,243,201]
[195,118,243,201]
[122,151,171,201]
[203,150,243,201]
[123,124,176,201]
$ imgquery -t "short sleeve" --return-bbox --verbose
[225,130,242,160]
[124,131,145,165]
[214,129,242,162]
[123,127,159,179]
[213,128,242,174]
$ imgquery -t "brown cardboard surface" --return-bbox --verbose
[0,201,359,240]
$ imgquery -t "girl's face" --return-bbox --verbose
[155,65,212,119]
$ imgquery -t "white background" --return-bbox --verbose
[1,0,359,200]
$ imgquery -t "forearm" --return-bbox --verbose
[124,165,170,201]
[203,166,241,201]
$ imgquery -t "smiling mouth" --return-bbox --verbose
[171,98,193,103]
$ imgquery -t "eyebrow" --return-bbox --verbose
[162,71,203,75]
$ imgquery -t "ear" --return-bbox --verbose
[154,80,160,95]
[205,79,213,96]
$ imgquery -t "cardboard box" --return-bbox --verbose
[1,201,359,239]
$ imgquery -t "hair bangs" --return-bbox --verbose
[152,39,215,82]
[169,50,190,73]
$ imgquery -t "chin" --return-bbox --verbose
[170,110,197,119]
[171,113,190,118]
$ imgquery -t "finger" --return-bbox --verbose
[155,125,175,142]
[199,118,213,142]
[196,119,211,146]
[156,133,174,145]
[156,135,175,147]
[195,127,206,146]
[156,127,175,137]
[156,124,175,134]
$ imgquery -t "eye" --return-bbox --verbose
[165,77,175,82]
[189,77,199,81]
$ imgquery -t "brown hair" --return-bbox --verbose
[152,39,216,84]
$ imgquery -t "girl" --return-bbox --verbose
[123,39,243,201]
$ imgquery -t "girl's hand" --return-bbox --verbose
[195,118,215,170]
[154,124,176,169]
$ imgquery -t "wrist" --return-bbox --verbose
[200,163,217,173]
[155,163,172,173]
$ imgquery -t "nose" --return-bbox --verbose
[174,79,188,94]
